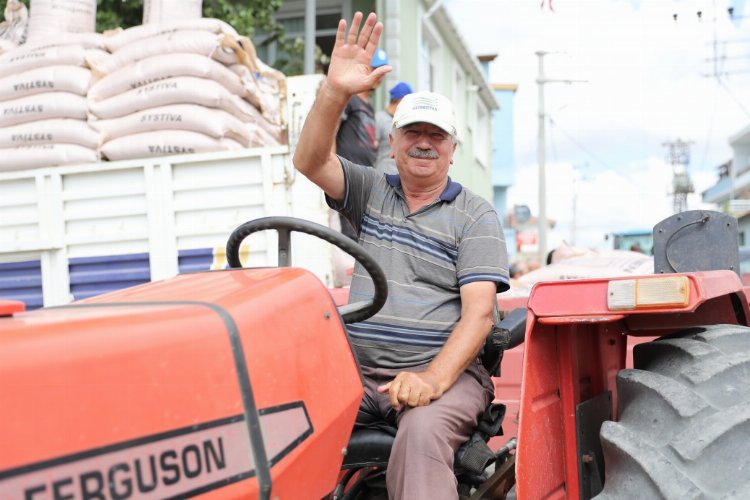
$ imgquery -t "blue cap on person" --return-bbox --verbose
[389,82,413,101]
[371,48,389,68]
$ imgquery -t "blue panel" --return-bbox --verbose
[0,259,44,309]
[702,176,731,203]
[69,253,151,301]
[178,248,215,273]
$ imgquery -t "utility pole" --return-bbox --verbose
[698,1,750,118]
[536,51,586,261]
[537,52,548,262]
[303,0,316,74]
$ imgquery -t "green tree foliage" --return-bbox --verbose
[0,0,307,75]
[201,0,305,75]
[95,0,141,32]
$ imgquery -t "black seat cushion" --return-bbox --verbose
[342,428,396,469]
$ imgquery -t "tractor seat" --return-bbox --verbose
[342,401,506,473]
[342,427,396,469]
[336,408,512,500]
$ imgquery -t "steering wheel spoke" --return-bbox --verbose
[277,228,291,267]
[226,217,387,324]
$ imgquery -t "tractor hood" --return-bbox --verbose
[0,268,362,499]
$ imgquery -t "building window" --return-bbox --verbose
[467,87,476,133]
[255,10,342,73]
[474,99,489,167]
[453,67,465,133]
[419,19,441,92]
[419,39,433,91]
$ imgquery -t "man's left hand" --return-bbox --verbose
[377,371,444,410]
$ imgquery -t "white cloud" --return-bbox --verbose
[446,0,750,252]
[508,158,673,249]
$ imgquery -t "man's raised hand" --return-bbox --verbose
[326,12,391,97]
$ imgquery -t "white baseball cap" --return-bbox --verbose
[392,91,458,138]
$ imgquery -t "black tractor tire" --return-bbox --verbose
[595,324,750,500]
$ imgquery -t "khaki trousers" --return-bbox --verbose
[356,360,495,500]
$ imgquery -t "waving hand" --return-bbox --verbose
[326,12,391,96]
[292,12,391,202]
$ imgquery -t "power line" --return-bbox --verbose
[717,76,750,119]
[548,116,559,164]
[547,116,613,171]
[705,54,750,61]
[699,82,719,172]
[705,37,750,45]
[693,1,750,120]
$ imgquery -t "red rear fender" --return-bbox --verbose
[516,270,750,500]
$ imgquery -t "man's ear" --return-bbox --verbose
[389,133,395,158]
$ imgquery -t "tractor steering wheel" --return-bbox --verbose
[226,216,388,324]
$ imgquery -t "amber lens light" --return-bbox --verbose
[608,276,690,311]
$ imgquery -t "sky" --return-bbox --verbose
[445,0,750,252]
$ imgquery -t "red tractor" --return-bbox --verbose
[1,210,748,499]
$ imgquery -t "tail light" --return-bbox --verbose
[608,276,690,311]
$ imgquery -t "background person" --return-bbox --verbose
[293,12,509,499]
[374,81,413,174]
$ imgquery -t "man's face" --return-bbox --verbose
[390,122,456,181]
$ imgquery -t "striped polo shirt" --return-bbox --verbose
[327,157,510,369]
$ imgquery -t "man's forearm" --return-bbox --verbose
[293,81,348,178]
[424,281,498,395]
[425,312,493,395]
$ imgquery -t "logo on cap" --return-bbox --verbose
[392,91,457,138]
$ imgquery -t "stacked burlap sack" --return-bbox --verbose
[89,17,287,161]
[0,0,287,170]
[0,0,28,52]
[0,0,103,171]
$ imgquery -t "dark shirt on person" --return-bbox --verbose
[337,95,378,167]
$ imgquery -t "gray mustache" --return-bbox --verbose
[407,148,439,159]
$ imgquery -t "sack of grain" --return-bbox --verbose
[87,53,251,103]
[26,0,97,42]
[104,18,236,52]
[230,60,286,126]
[20,32,107,52]
[0,39,16,53]
[0,66,91,102]
[0,118,100,149]
[100,130,242,161]
[90,30,242,77]
[0,0,28,45]
[88,76,263,123]
[90,104,251,146]
[0,45,89,79]
[143,0,202,25]
[0,92,87,127]
[0,143,98,171]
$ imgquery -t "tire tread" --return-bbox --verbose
[595,324,750,499]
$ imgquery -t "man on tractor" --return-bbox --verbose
[293,12,510,499]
